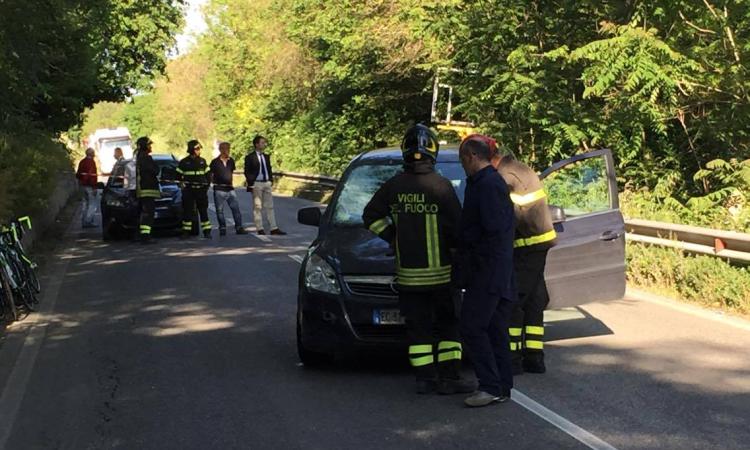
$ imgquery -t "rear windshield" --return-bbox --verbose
[331,161,466,226]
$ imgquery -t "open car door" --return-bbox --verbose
[540,149,626,310]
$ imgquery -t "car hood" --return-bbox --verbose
[317,227,395,275]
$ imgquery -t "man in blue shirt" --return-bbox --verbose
[457,137,517,407]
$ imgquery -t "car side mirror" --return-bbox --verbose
[298,207,322,227]
[549,205,566,224]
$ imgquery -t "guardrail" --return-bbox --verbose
[624,219,750,264]
[275,171,750,264]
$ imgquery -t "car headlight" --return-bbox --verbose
[106,198,125,207]
[304,254,341,295]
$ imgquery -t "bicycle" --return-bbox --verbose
[0,251,18,322]
[0,216,41,313]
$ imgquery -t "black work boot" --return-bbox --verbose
[415,378,437,394]
[235,227,248,235]
[522,352,546,374]
[203,230,212,239]
[437,377,477,395]
[511,353,524,376]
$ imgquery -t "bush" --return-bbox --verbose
[626,242,750,315]
[0,133,72,220]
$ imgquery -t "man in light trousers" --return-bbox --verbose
[76,148,99,228]
[244,135,286,235]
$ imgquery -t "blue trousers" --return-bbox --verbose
[213,189,243,231]
[460,290,514,397]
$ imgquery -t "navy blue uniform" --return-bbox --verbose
[363,161,464,381]
[458,165,516,397]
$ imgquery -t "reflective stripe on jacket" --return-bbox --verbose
[363,161,461,291]
[497,157,556,249]
[177,156,210,190]
[136,152,160,199]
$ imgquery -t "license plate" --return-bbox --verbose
[373,309,405,325]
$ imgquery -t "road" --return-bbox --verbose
[0,190,748,449]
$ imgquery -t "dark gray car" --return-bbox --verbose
[296,147,625,364]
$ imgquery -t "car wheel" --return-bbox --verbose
[296,311,330,367]
[102,214,114,241]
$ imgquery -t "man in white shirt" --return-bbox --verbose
[243,135,286,235]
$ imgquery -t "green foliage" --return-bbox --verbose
[0,133,71,219]
[621,158,750,232]
[627,242,750,315]
[198,0,451,174]
[437,1,750,195]
[0,0,183,220]
[0,0,185,135]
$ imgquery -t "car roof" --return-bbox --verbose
[152,154,177,161]
[353,146,460,164]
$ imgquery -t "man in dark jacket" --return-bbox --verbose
[177,140,212,239]
[363,124,474,395]
[135,137,160,243]
[457,137,516,407]
[244,135,285,235]
[210,142,247,236]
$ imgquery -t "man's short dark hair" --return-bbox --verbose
[253,135,266,147]
[500,153,516,164]
[461,139,491,162]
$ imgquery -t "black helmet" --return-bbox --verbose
[187,139,202,155]
[401,124,439,162]
[135,136,152,153]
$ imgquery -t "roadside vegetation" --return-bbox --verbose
[0,0,184,218]
[76,2,750,313]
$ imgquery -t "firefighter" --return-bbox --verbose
[177,140,212,239]
[135,137,160,244]
[467,134,557,374]
[363,124,475,395]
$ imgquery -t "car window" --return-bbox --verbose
[543,155,610,217]
[109,162,126,188]
[156,160,179,185]
[331,161,466,226]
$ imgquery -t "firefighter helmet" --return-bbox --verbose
[401,124,439,162]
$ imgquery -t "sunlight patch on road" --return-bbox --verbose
[395,423,458,440]
[133,313,235,337]
[544,308,586,323]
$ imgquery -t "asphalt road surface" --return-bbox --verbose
[0,190,748,449]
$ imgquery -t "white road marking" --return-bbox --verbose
[285,255,615,448]
[0,208,78,448]
[511,390,618,450]
[626,288,750,332]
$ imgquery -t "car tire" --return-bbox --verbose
[102,214,114,241]
[296,312,330,367]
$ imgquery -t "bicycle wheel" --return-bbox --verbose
[10,259,36,311]
[24,260,40,294]
[0,264,18,322]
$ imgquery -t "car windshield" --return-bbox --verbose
[156,159,178,185]
[331,161,467,226]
